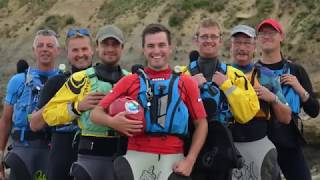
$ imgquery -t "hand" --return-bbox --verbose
[280,74,303,92]
[78,92,106,112]
[110,111,143,137]
[254,85,275,102]
[212,71,228,86]
[192,73,207,87]
[172,158,195,176]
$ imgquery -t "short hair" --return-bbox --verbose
[196,18,221,36]
[66,34,92,47]
[142,23,171,47]
[33,29,59,48]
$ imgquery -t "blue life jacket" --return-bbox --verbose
[272,61,300,114]
[138,72,189,137]
[188,60,232,125]
[54,120,79,133]
[12,68,59,141]
[232,63,273,120]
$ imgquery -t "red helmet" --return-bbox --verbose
[108,96,145,134]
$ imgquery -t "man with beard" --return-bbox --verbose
[35,25,129,180]
[229,24,291,180]
[90,23,208,180]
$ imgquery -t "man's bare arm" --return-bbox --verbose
[90,106,143,137]
[0,104,13,151]
[30,107,47,132]
[173,119,208,176]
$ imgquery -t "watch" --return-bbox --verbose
[302,91,310,102]
[271,95,280,105]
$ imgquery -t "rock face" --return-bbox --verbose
[304,116,320,145]
[301,106,320,180]
[0,1,320,98]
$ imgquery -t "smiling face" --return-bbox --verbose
[96,37,123,66]
[196,25,222,58]
[231,33,256,66]
[67,36,93,70]
[32,35,59,67]
[143,32,172,71]
[257,25,284,54]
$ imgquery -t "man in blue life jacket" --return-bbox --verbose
[39,25,129,180]
[180,18,260,180]
[229,24,291,180]
[0,29,60,180]
[256,18,320,180]
[29,28,94,180]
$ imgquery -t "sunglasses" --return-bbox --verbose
[36,29,59,37]
[67,28,91,38]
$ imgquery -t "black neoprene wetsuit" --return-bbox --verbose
[259,59,319,180]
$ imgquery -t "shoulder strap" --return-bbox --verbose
[167,74,179,105]
[250,68,257,86]
[218,62,228,74]
[25,67,33,85]
[16,67,33,100]
[86,67,98,92]
[137,68,153,101]
[282,60,291,74]
[15,70,29,101]
[250,65,261,86]
[86,67,96,78]
[188,61,200,75]
[121,69,130,76]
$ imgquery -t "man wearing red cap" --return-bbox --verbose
[256,18,319,180]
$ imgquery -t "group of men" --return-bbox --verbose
[0,17,319,180]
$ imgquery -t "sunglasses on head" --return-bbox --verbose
[36,29,59,37]
[66,28,91,38]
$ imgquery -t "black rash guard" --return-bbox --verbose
[37,73,70,109]
[198,57,219,81]
[94,63,125,85]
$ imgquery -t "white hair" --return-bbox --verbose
[33,34,60,48]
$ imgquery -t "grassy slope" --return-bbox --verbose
[0,0,319,102]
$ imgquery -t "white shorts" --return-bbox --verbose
[124,150,184,180]
[232,136,280,180]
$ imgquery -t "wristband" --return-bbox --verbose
[271,95,280,105]
[302,91,310,102]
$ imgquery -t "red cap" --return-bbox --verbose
[256,18,283,33]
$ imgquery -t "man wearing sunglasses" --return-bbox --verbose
[30,28,94,180]
[39,25,129,180]
[0,29,60,180]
